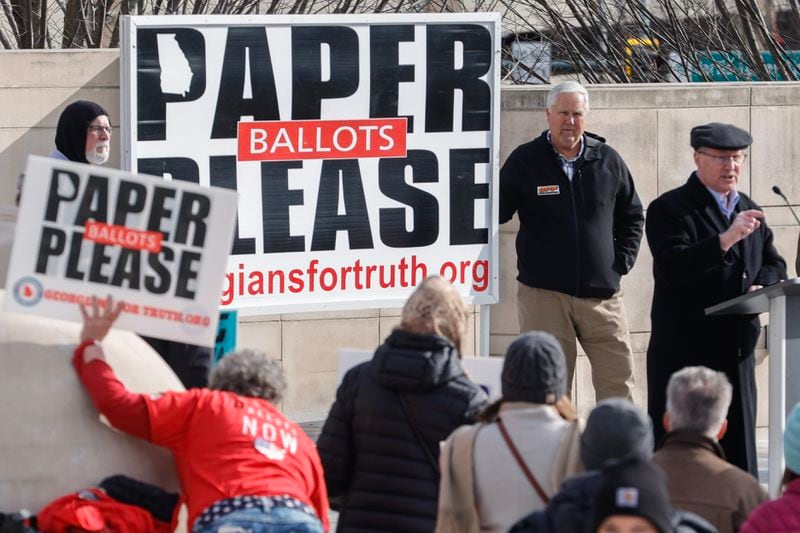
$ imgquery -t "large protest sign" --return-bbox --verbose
[121,13,501,314]
[4,156,237,346]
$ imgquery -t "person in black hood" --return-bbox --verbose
[52,100,112,164]
[317,276,488,532]
[46,100,213,389]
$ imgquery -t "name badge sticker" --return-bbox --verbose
[537,185,560,196]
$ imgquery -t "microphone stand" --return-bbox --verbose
[773,185,800,276]
[773,185,800,225]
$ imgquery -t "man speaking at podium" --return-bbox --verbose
[645,123,786,477]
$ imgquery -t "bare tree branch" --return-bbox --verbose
[0,22,11,48]
[0,0,796,84]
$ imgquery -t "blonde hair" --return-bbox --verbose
[398,276,468,354]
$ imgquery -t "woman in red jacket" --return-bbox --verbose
[741,403,800,532]
[72,296,329,533]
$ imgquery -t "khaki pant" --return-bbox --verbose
[517,283,634,401]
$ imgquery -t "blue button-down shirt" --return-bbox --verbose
[705,186,740,220]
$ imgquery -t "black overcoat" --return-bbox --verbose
[645,173,786,475]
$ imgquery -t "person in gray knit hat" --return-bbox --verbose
[581,398,654,469]
[437,331,582,533]
[501,331,568,405]
[510,400,715,533]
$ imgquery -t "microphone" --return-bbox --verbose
[773,185,800,225]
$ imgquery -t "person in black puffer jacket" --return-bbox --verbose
[317,276,488,532]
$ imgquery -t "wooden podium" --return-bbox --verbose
[706,278,800,494]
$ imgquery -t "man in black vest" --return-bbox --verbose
[646,122,786,476]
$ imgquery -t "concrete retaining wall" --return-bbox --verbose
[1,50,798,424]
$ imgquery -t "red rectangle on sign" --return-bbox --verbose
[83,221,163,253]
[237,118,408,162]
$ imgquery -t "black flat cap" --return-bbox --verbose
[691,122,752,150]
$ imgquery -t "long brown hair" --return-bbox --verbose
[478,395,577,423]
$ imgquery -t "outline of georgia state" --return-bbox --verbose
[157,33,193,97]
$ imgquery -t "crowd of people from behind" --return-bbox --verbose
[61,277,800,533]
[7,77,800,532]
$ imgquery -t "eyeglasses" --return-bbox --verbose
[696,151,747,165]
[87,125,112,135]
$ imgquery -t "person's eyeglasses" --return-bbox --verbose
[696,151,747,165]
[87,125,112,135]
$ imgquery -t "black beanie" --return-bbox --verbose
[54,100,108,163]
[590,457,672,533]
